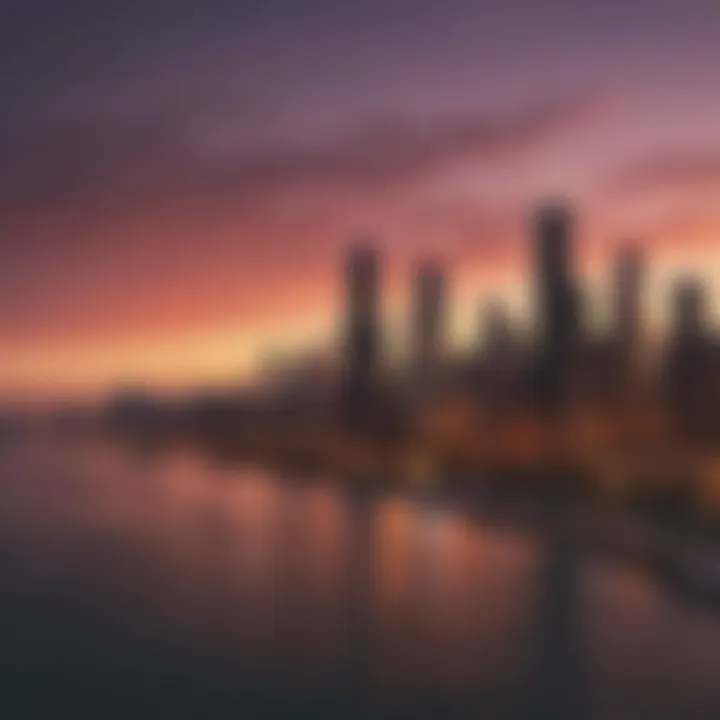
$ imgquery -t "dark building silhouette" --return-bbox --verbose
[412,259,445,389]
[614,245,644,351]
[340,243,381,429]
[483,299,513,353]
[613,245,645,396]
[665,278,712,438]
[475,299,523,413]
[674,279,706,340]
[534,204,579,413]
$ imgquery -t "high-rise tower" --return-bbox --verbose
[341,243,381,428]
[665,278,711,437]
[673,278,706,341]
[413,259,445,386]
[534,203,578,412]
[613,245,644,394]
[614,246,643,351]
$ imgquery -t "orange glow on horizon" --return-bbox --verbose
[3,210,720,403]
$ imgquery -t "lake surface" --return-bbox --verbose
[1,432,720,719]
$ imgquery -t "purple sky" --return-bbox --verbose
[2,0,720,398]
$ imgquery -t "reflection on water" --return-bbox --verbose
[1,435,720,718]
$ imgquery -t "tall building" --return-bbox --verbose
[534,203,579,412]
[479,299,518,413]
[615,246,644,349]
[482,299,513,355]
[413,259,445,386]
[665,278,710,437]
[673,278,706,340]
[613,245,644,394]
[341,243,381,428]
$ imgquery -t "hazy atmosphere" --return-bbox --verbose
[3,0,720,399]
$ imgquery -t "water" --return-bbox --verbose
[1,433,720,719]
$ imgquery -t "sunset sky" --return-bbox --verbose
[2,0,720,401]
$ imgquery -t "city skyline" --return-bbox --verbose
[3,0,720,400]
[4,199,720,406]
[5,5,720,718]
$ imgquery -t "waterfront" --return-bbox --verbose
[2,433,720,718]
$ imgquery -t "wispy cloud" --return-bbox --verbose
[0,92,602,219]
[0,90,602,345]
[606,150,720,196]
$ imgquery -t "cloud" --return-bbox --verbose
[228,92,599,195]
[0,90,602,346]
[606,150,720,196]
[0,91,601,220]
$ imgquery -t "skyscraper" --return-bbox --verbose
[615,246,643,350]
[673,278,706,340]
[479,299,518,413]
[412,259,445,387]
[665,278,710,437]
[534,203,579,412]
[614,245,644,394]
[341,243,381,428]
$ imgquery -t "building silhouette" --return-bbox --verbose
[614,246,644,351]
[613,245,644,396]
[474,299,522,413]
[534,204,579,413]
[340,243,381,429]
[674,278,706,340]
[483,299,513,353]
[665,278,712,438]
[412,259,445,392]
